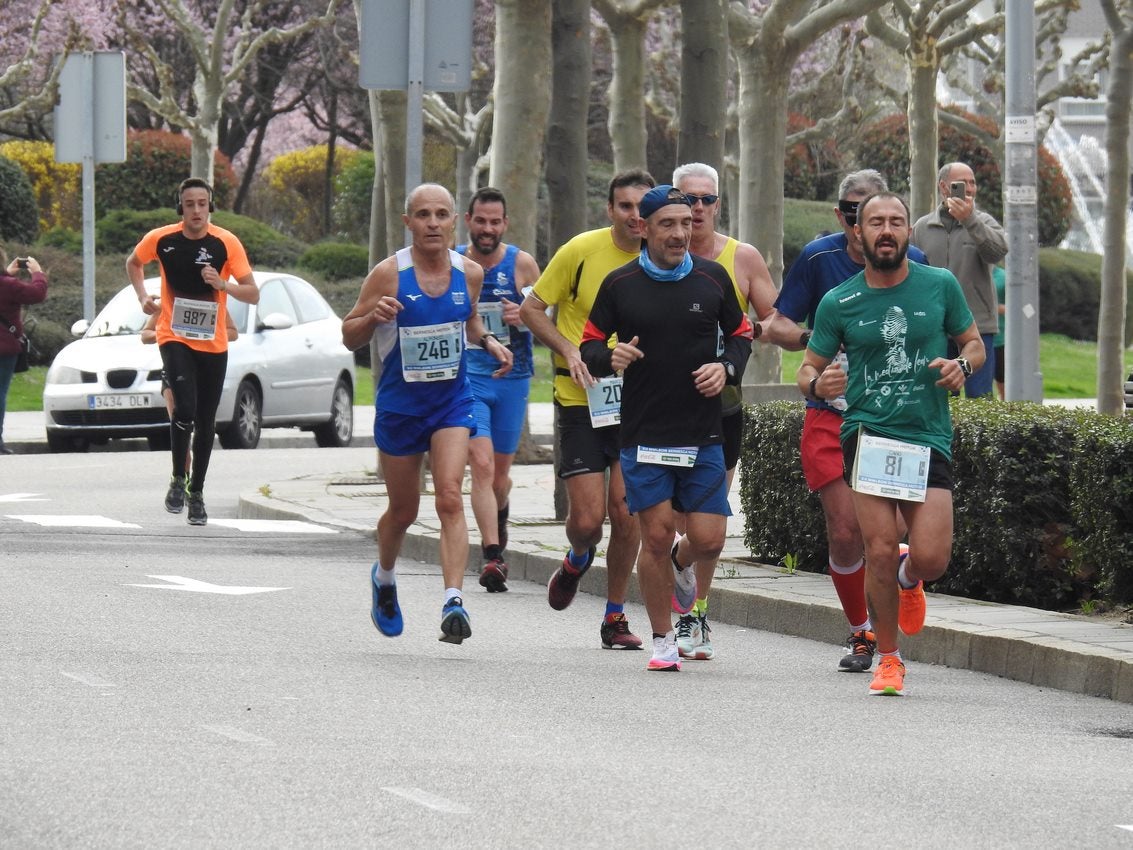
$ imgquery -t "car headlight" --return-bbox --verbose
[46,363,85,385]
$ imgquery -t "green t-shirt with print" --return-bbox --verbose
[809,261,974,459]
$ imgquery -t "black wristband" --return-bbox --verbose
[480,333,499,348]
[800,330,812,347]
[808,376,821,401]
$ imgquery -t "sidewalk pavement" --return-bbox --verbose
[8,402,1132,703]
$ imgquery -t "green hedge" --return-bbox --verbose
[96,208,306,268]
[739,399,1133,610]
[298,241,370,281]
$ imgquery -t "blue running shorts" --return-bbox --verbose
[469,372,530,455]
[619,443,731,516]
[374,395,475,456]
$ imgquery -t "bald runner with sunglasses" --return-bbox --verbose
[762,170,926,674]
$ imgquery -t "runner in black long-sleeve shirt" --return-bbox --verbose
[579,185,753,672]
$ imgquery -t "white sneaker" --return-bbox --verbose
[675,613,700,657]
[647,631,680,671]
[694,615,715,661]
[670,539,697,615]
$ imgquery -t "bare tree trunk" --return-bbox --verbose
[490,0,552,253]
[1097,19,1133,416]
[323,91,338,239]
[604,12,647,171]
[907,58,940,221]
[378,89,407,255]
[368,91,387,264]
[677,0,728,169]
[547,0,592,254]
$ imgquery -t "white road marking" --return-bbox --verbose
[381,787,471,814]
[7,514,142,528]
[127,575,291,595]
[1117,825,1133,833]
[60,671,115,688]
[201,725,274,745]
[209,518,337,534]
[0,493,48,502]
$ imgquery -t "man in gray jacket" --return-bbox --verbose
[911,162,1008,398]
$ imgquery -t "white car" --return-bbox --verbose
[43,272,356,452]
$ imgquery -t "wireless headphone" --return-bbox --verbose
[175,178,215,215]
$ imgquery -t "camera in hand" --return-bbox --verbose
[16,258,28,269]
[949,181,966,199]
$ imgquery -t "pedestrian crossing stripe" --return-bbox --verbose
[6,515,142,528]
[209,519,337,534]
[4,515,335,533]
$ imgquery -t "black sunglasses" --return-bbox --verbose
[686,193,719,206]
[838,199,860,225]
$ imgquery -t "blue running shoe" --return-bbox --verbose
[439,596,472,644]
[370,566,403,637]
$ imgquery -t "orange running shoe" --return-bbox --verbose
[897,543,926,635]
[869,655,906,695]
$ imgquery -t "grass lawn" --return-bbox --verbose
[6,335,1124,414]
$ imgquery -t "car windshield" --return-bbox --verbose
[84,286,150,338]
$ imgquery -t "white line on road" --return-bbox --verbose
[209,518,337,534]
[60,671,116,687]
[127,575,291,595]
[1117,825,1133,833]
[7,514,142,528]
[201,725,274,745]
[0,493,48,502]
[381,787,472,814]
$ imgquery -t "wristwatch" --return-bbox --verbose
[955,357,972,378]
[722,361,736,380]
[480,332,500,348]
[808,376,822,401]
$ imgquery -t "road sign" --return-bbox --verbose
[54,51,127,164]
[358,0,472,91]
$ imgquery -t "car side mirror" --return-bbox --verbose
[71,319,90,337]
[258,312,295,331]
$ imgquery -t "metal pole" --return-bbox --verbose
[404,0,425,244]
[1004,0,1043,401]
[81,52,96,323]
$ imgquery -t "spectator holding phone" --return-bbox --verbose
[0,251,47,455]
[911,162,1007,398]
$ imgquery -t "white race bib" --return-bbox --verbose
[476,302,511,346]
[636,445,698,467]
[851,432,930,502]
[586,375,622,428]
[399,320,463,382]
[171,296,218,340]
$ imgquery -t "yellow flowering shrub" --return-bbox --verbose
[0,140,81,232]
[262,145,361,242]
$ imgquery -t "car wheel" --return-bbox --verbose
[46,431,89,453]
[218,380,262,449]
[147,430,172,451]
[314,377,354,448]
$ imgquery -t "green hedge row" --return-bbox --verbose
[739,399,1133,610]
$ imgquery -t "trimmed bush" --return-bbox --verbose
[783,198,840,270]
[0,140,81,232]
[95,130,237,215]
[1038,247,1133,345]
[298,242,370,281]
[0,156,39,243]
[96,208,305,269]
[740,399,1133,611]
[36,226,83,253]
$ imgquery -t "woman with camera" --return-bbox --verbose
[0,250,47,454]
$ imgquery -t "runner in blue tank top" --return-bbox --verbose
[457,187,541,593]
[342,183,512,647]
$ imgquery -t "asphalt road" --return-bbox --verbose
[2,448,1133,849]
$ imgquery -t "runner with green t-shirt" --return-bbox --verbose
[798,192,984,697]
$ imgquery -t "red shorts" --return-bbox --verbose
[800,407,844,492]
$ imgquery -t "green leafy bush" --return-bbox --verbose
[36,226,83,253]
[783,199,840,270]
[96,208,305,269]
[739,399,1133,610]
[95,130,237,214]
[298,242,370,281]
[333,152,375,243]
[1037,247,1133,345]
[0,155,40,243]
